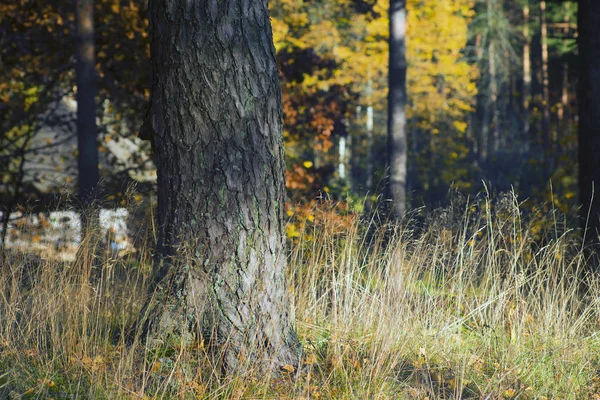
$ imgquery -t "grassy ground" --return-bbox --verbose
[1,193,600,399]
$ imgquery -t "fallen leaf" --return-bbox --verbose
[281,364,295,373]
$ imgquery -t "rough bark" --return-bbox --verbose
[387,0,407,218]
[75,0,99,207]
[140,0,300,372]
[578,0,600,244]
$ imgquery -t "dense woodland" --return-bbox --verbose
[0,0,592,223]
[2,0,600,398]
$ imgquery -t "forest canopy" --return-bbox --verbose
[0,0,582,218]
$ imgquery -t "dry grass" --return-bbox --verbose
[1,192,600,399]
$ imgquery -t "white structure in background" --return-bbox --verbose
[0,208,131,257]
[10,95,156,197]
[49,210,82,244]
[99,208,129,251]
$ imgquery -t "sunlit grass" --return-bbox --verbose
[1,192,600,399]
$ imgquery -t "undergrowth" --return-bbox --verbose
[1,192,600,399]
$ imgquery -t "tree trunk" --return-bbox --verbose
[337,135,349,181]
[578,0,600,244]
[365,77,375,192]
[474,33,488,164]
[366,106,375,191]
[140,0,300,373]
[508,62,519,152]
[75,0,99,208]
[522,2,531,151]
[387,0,407,218]
[540,1,551,153]
[487,41,499,156]
[557,3,571,145]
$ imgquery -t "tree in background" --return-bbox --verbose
[75,0,99,211]
[0,0,153,209]
[406,0,478,204]
[271,0,477,209]
[578,0,600,243]
[0,0,74,246]
[387,0,408,218]
[140,0,300,372]
[0,0,586,241]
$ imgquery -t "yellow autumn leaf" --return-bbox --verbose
[150,361,161,373]
[304,353,318,365]
[281,364,295,373]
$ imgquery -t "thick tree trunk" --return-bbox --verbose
[75,0,99,208]
[387,0,407,218]
[140,0,300,372]
[578,0,600,244]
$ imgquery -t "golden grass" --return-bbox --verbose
[1,193,600,399]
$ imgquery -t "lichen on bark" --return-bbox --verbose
[139,0,301,373]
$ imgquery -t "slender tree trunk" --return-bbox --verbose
[578,0,600,244]
[337,134,349,181]
[522,2,531,151]
[558,56,569,147]
[561,62,569,124]
[488,40,499,156]
[408,117,419,201]
[540,1,551,153]
[365,77,375,192]
[75,0,99,209]
[486,0,500,155]
[366,106,375,191]
[509,65,519,151]
[557,3,571,146]
[474,33,488,164]
[387,0,407,218]
[140,0,300,372]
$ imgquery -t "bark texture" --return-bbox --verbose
[75,0,99,206]
[141,0,300,372]
[387,0,407,218]
[578,0,600,244]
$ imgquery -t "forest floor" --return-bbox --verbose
[1,194,600,399]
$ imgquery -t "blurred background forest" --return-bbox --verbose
[0,0,581,244]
